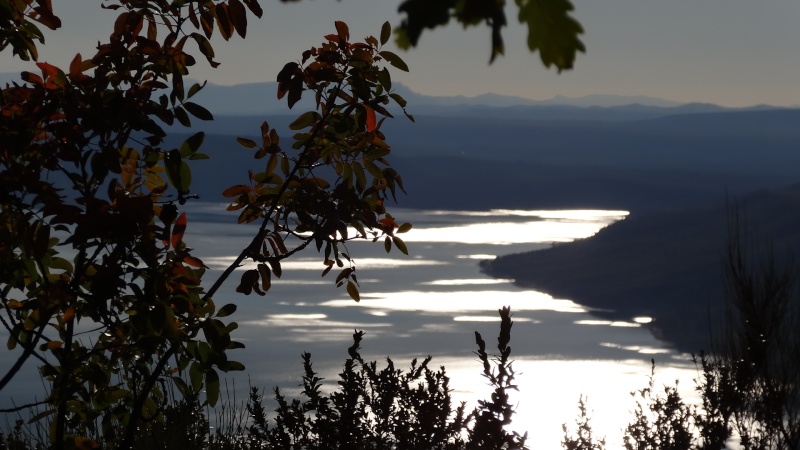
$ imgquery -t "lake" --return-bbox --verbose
[0,205,699,448]
[186,205,699,449]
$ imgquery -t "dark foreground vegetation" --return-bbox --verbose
[4,245,800,449]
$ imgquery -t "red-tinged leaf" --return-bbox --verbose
[6,300,23,309]
[222,185,250,197]
[257,263,271,292]
[171,212,187,248]
[379,217,399,228]
[188,3,200,28]
[215,3,233,40]
[183,255,205,268]
[364,104,377,132]
[21,71,43,86]
[36,62,66,87]
[199,6,214,38]
[228,0,248,38]
[335,21,350,42]
[68,53,88,81]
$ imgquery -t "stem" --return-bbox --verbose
[203,81,345,301]
[118,346,177,450]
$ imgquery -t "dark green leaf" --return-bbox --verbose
[289,111,321,130]
[516,0,585,71]
[183,101,214,120]
[379,51,409,72]
[392,236,408,255]
[380,21,391,46]
[205,369,220,407]
[347,281,360,302]
[180,132,205,157]
[217,303,237,318]
[187,80,207,99]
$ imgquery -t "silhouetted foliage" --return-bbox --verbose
[1,308,529,450]
[561,211,800,450]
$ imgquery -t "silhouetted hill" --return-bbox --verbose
[480,186,800,352]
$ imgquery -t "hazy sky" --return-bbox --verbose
[2,1,799,107]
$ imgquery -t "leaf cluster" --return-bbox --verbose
[396,0,584,67]
[224,21,413,303]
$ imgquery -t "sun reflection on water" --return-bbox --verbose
[321,290,588,314]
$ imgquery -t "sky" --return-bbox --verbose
[2,0,799,107]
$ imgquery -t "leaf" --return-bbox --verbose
[235,269,259,295]
[380,21,392,46]
[184,255,205,268]
[335,20,350,42]
[205,369,220,407]
[225,361,246,371]
[236,137,258,148]
[179,132,205,157]
[289,111,320,130]
[363,104,377,132]
[228,0,248,38]
[389,92,407,108]
[347,281,360,302]
[183,102,214,120]
[257,263,272,292]
[397,222,413,233]
[165,150,191,193]
[243,0,264,18]
[174,106,191,127]
[392,236,408,255]
[268,259,282,278]
[222,185,250,197]
[217,303,237,318]
[379,50,409,72]
[516,0,585,71]
[172,212,186,248]
[215,2,234,40]
[187,80,207,99]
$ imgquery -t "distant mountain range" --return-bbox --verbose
[1,71,780,118]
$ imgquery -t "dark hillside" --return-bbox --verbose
[480,185,800,352]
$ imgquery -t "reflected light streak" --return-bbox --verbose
[242,313,391,331]
[600,342,673,355]
[421,278,513,286]
[457,254,496,260]
[320,290,586,313]
[575,319,641,328]
[203,256,446,271]
[402,221,610,245]
[453,315,540,323]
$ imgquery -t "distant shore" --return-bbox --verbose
[480,185,800,354]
